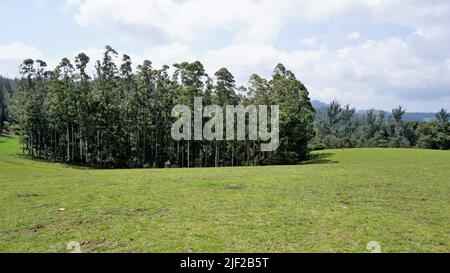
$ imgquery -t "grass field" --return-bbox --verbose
[0,135,449,253]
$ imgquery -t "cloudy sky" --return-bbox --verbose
[1,0,449,111]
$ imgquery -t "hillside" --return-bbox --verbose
[357,109,437,122]
[312,100,442,122]
[0,135,449,253]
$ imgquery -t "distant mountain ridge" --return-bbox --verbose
[357,109,436,122]
[311,100,440,122]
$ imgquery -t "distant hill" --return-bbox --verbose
[403,112,437,122]
[312,100,439,122]
[311,100,329,111]
[357,110,436,122]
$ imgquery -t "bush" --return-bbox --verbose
[164,160,171,168]
[8,123,21,135]
[416,135,436,149]
[308,143,326,151]
[388,136,411,148]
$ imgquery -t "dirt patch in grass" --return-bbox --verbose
[29,224,45,233]
[18,193,39,198]
[225,184,246,190]
[131,208,150,213]
[152,208,170,215]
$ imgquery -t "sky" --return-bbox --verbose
[0,0,449,112]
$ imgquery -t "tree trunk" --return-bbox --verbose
[97,129,100,163]
[71,123,75,162]
[181,143,184,168]
[155,137,158,168]
[187,140,190,168]
[177,141,180,167]
[66,124,70,162]
[30,131,33,156]
[54,130,57,159]
[232,143,234,167]
[215,142,219,167]
[85,136,88,164]
[79,125,82,161]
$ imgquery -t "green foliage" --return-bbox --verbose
[0,83,5,132]
[0,76,16,132]
[314,102,449,150]
[12,46,315,168]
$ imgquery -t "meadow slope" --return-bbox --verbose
[0,135,449,253]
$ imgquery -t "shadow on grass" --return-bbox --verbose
[0,135,13,143]
[304,152,339,165]
[14,153,92,170]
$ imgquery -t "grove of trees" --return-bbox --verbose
[313,101,450,150]
[11,46,315,168]
[0,76,15,132]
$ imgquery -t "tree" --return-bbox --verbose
[0,82,5,132]
[313,101,449,150]
[392,106,405,123]
[327,100,342,133]
[436,109,449,129]
[213,67,238,167]
[247,74,269,103]
[435,108,450,150]
[75,52,91,164]
[268,63,315,163]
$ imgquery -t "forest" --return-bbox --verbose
[0,76,15,133]
[312,102,450,151]
[0,46,449,169]
[2,46,315,168]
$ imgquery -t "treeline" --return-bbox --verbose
[312,101,450,150]
[0,76,15,132]
[13,46,315,168]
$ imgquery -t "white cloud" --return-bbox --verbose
[200,38,450,111]
[66,0,450,53]
[348,32,360,41]
[141,43,196,67]
[0,42,42,61]
[68,0,377,43]
[0,42,43,77]
[4,37,448,111]
[3,1,449,111]
[64,0,82,8]
[301,37,317,47]
[71,0,285,42]
[67,0,450,42]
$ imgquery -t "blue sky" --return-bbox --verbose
[1,0,449,111]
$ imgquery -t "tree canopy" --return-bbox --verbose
[12,46,316,168]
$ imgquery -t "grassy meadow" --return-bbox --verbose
[0,135,449,253]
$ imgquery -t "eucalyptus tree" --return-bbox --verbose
[16,59,50,157]
[131,59,155,166]
[213,67,239,167]
[268,64,315,163]
[172,61,209,167]
[74,52,91,163]
[93,46,125,166]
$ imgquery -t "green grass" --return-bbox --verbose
[0,135,449,253]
